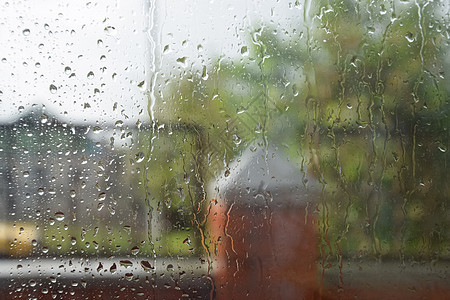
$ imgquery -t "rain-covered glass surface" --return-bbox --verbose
[1,0,449,299]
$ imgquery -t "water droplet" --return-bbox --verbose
[137,80,146,91]
[125,273,133,281]
[110,263,117,274]
[114,120,123,127]
[87,71,94,79]
[97,262,103,272]
[38,188,45,195]
[29,280,36,287]
[104,26,117,36]
[176,57,187,67]
[201,66,208,80]
[241,46,248,56]
[136,152,145,163]
[42,246,49,253]
[166,264,174,272]
[98,192,106,201]
[18,106,25,113]
[405,32,414,43]
[140,260,154,272]
[119,260,133,268]
[97,202,104,211]
[236,106,247,114]
[438,145,447,153]
[254,123,262,133]
[108,204,115,215]
[23,171,29,178]
[131,246,140,255]
[123,225,131,234]
[92,226,99,237]
[49,84,57,94]
[232,134,241,145]
[64,66,72,74]
[92,126,102,133]
[49,276,56,283]
[70,190,76,198]
[22,29,30,36]
[40,114,48,124]
[54,212,65,221]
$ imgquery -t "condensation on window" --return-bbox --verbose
[0,0,449,299]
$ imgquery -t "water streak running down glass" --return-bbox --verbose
[0,0,449,299]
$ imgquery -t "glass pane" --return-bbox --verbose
[1,0,449,299]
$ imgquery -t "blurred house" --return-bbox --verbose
[0,106,146,257]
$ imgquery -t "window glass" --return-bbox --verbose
[1,0,449,299]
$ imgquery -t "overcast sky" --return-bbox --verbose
[0,0,298,126]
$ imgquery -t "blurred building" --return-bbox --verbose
[207,143,321,298]
[0,106,146,257]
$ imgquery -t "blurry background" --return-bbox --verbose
[0,0,449,298]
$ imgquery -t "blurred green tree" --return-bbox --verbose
[141,0,449,263]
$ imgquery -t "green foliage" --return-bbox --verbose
[145,0,449,261]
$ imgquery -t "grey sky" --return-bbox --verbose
[1,0,149,125]
[0,0,295,125]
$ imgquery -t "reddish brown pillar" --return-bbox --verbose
[209,199,319,299]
